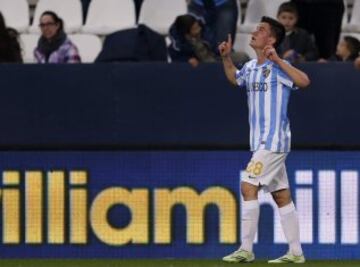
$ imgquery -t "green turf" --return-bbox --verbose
[0,259,358,267]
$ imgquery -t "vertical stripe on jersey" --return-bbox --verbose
[257,66,268,150]
[274,75,285,152]
[278,86,290,152]
[249,63,257,150]
[284,122,291,152]
[265,66,277,150]
[253,68,262,150]
[282,88,291,152]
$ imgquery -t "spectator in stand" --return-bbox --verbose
[0,12,22,63]
[34,11,81,64]
[291,0,344,59]
[168,14,217,67]
[276,2,318,63]
[168,14,248,67]
[319,36,360,62]
[187,0,238,46]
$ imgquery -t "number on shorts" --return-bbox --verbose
[246,161,264,176]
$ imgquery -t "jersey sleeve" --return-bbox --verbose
[235,64,247,88]
[277,60,299,90]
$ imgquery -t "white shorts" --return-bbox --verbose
[242,149,289,193]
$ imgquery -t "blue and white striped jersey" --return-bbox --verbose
[235,59,298,153]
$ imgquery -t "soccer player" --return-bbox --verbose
[220,16,310,264]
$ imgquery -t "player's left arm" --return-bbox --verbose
[264,45,311,88]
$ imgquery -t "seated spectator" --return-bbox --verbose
[34,11,81,64]
[319,36,360,63]
[335,36,360,62]
[168,14,217,66]
[276,2,318,63]
[188,0,238,46]
[0,12,22,63]
[168,14,248,67]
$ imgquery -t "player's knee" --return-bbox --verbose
[271,189,292,207]
[241,182,258,200]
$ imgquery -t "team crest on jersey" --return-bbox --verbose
[262,68,271,78]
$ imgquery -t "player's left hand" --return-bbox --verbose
[263,45,280,63]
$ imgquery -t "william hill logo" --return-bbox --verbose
[0,170,237,246]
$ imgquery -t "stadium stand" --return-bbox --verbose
[343,0,360,32]
[233,32,256,59]
[19,33,39,63]
[237,0,287,33]
[29,0,83,33]
[138,0,187,35]
[69,33,102,62]
[237,0,243,32]
[9,0,358,63]
[82,0,136,35]
[0,0,29,33]
[342,0,350,31]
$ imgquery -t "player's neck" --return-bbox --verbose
[256,51,267,65]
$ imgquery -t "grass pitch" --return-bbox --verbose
[0,259,358,267]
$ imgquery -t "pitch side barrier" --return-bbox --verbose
[0,62,358,150]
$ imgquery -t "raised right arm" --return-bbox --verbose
[218,34,238,86]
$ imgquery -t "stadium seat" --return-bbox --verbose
[19,33,39,63]
[340,32,360,42]
[238,0,287,33]
[343,0,360,33]
[29,0,83,34]
[0,0,30,33]
[82,0,136,35]
[138,0,187,35]
[69,34,102,63]
[237,0,243,32]
[342,0,350,31]
[233,32,256,59]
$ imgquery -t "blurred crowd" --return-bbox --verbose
[0,0,359,69]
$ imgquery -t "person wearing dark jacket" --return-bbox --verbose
[188,0,238,46]
[276,2,318,63]
[168,14,218,67]
[291,0,344,59]
[0,12,22,63]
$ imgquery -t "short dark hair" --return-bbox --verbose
[261,16,285,49]
[343,36,360,60]
[277,1,298,17]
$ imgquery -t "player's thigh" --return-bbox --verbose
[241,181,259,200]
[271,188,292,208]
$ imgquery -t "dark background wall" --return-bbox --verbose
[0,62,358,149]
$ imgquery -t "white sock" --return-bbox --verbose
[240,200,259,252]
[279,202,303,256]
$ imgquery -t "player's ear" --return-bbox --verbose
[268,36,276,47]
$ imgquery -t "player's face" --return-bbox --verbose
[39,15,60,40]
[277,11,297,32]
[250,23,275,49]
